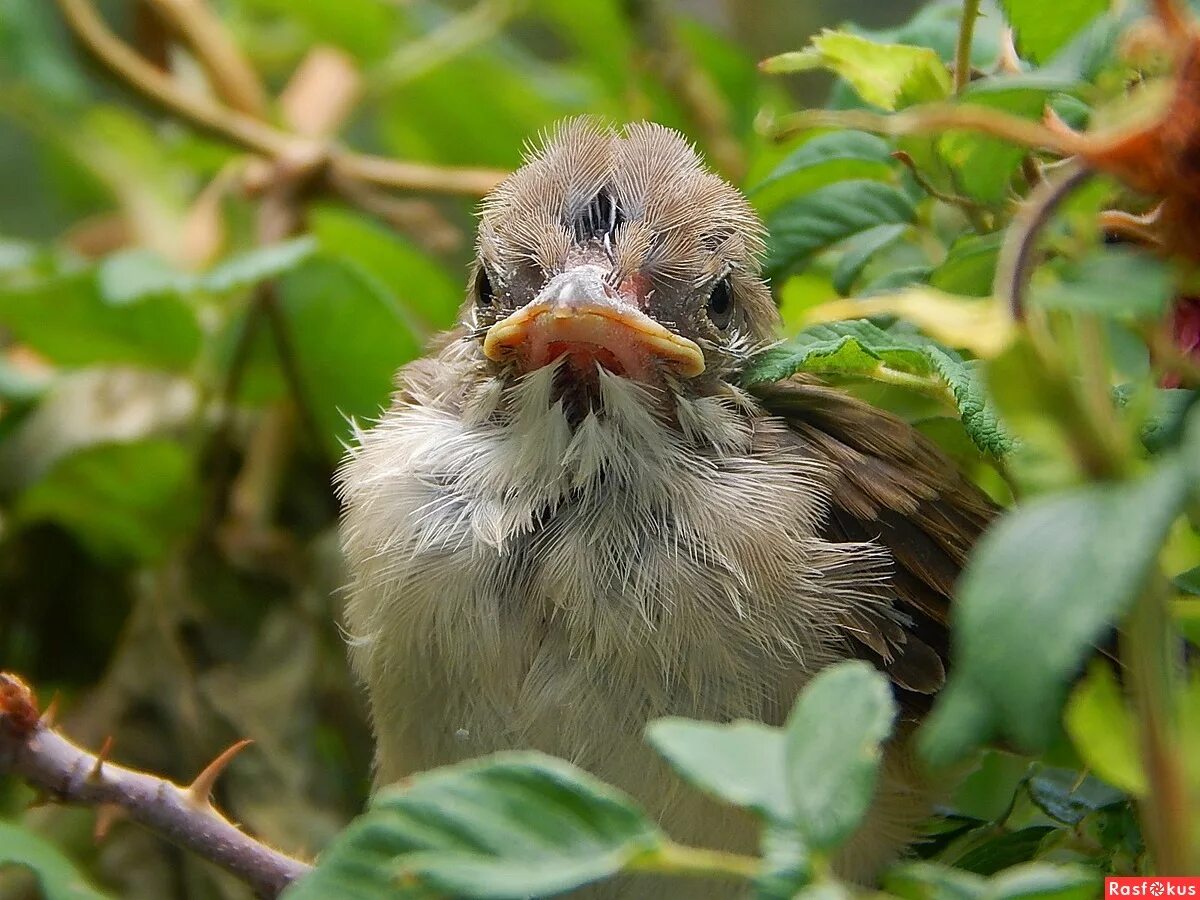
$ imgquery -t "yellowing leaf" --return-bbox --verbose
[801,289,1016,358]
[1065,664,1147,795]
[761,31,951,111]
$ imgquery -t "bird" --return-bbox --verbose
[336,118,995,896]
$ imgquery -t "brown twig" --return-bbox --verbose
[770,104,1085,155]
[55,0,507,197]
[0,673,312,900]
[142,0,269,116]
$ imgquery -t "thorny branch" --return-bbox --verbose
[0,674,313,899]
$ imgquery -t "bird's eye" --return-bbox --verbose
[706,276,734,330]
[475,267,495,308]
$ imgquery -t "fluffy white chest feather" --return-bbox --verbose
[338,359,893,790]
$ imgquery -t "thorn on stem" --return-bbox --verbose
[186,739,253,809]
[93,803,126,842]
[89,736,114,782]
[40,693,60,728]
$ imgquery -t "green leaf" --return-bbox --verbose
[832,223,909,296]
[1000,0,1108,64]
[889,862,1099,900]
[1065,664,1147,795]
[986,863,1101,900]
[1026,767,1125,825]
[762,30,951,110]
[953,827,1055,876]
[645,719,790,821]
[938,77,1079,205]
[765,180,916,278]
[200,238,318,294]
[1176,564,1200,596]
[97,239,317,303]
[0,822,113,900]
[13,440,199,564]
[783,661,896,850]
[0,271,201,371]
[284,752,661,900]
[1031,248,1174,319]
[888,861,987,900]
[277,255,421,459]
[308,206,462,332]
[923,460,1190,760]
[748,131,895,217]
[741,319,1014,456]
[930,233,1004,298]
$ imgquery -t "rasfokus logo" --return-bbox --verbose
[1107,878,1200,896]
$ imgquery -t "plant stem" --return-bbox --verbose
[954,0,981,94]
[629,840,760,882]
[1125,576,1193,873]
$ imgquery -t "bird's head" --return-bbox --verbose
[467,119,778,406]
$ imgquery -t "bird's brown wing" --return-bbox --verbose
[753,375,998,713]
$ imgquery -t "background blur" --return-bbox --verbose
[0,1,928,898]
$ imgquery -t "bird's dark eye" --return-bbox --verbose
[475,267,495,308]
[706,277,734,330]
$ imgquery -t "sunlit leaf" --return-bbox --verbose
[762,30,952,111]
[1065,664,1147,795]
[999,0,1108,64]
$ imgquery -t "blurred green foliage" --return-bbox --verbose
[1,0,1199,898]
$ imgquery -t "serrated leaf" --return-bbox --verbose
[801,290,1014,359]
[765,180,916,278]
[1065,664,1147,795]
[283,752,662,900]
[762,30,951,110]
[277,255,421,459]
[0,271,200,370]
[741,319,1014,455]
[1031,248,1173,319]
[783,661,896,850]
[923,460,1190,760]
[645,719,790,821]
[0,822,114,900]
[1000,0,1108,64]
[14,440,199,564]
[748,132,895,217]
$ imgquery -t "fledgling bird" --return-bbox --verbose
[337,119,994,894]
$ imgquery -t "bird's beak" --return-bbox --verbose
[482,265,705,378]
